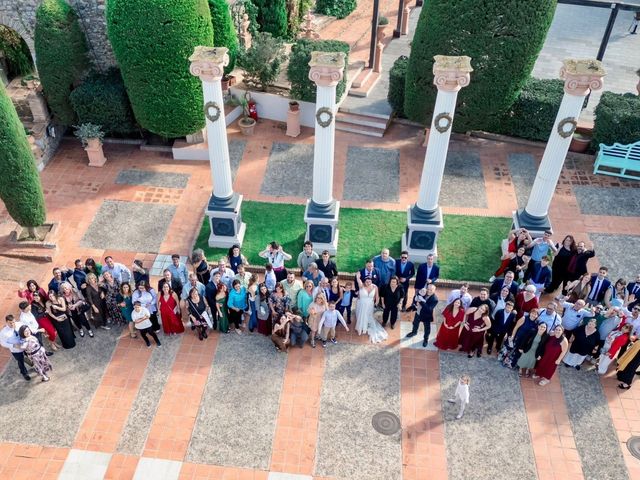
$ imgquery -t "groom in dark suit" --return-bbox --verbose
[395,251,415,311]
[415,254,440,291]
[406,284,438,347]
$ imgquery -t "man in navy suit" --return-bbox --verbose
[586,267,611,306]
[489,270,519,297]
[354,260,381,296]
[415,254,439,292]
[627,273,640,309]
[395,251,415,311]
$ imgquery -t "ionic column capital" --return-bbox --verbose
[432,55,473,92]
[189,46,229,82]
[560,59,606,96]
[308,51,346,87]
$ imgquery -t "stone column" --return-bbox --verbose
[190,46,246,248]
[402,55,472,261]
[401,2,411,35]
[304,51,346,255]
[514,59,605,235]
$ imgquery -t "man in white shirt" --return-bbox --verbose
[297,241,319,272]
[103,256,132,284]
[537,303,562,332]
[18,301,52,355]
[281,272,303,305]
[167,254,189,286]
[131,302,161,347]
[447,283,473,310]
[0,315,30,380]
[560,299,594,340]
[211,258,236,289]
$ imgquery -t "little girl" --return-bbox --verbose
[18,325,52,382]
[447,374,470,419]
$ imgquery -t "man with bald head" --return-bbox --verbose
[373,248,396,286]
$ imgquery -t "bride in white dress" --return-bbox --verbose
[355,274,389,344]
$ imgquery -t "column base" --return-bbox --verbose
[304,199,340,255]
[402,204,443,263]
[205,192,246,248]
[512,208,553,238]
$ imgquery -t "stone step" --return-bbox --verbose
[348,70,381,98]
[351,67,374,89]
[335,122,385,138]
[336,111,389,130]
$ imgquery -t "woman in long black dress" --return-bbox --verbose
[616,340,640,389]
[46,290,76,349]
[562,318,599,370]
[547,235,576,294]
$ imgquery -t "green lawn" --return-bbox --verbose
[194,201,512,282]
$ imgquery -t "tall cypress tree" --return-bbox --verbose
[34,0,89,125]
[404,0,556,132]
[107,0,214,138]
[0,83,46,232]
[208,0,240,75]
[254,0,288,38]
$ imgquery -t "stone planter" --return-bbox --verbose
[8,221,59,249]
[569,133,591,153]
[238,117,256,136]
[289,101,299,112]
[222,76,230,92]
[85,138,107,167]
[377,25,387,41]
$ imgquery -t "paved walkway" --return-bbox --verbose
[0,117,639,479]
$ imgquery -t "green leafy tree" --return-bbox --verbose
[107,0,214,138]
[254,0,288,38]
[404,0,556,131]
[238,32,286,91]
[208,0,240,75]
[315,0,357,19]
[34,0,89,125]
[0,26,34,78]
[0,83,46,232]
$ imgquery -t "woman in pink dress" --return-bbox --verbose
[18,280,49,304]
[534,325,569,386]
[158,283,184,335]
[459,304,491,358]
[435,298,464,350]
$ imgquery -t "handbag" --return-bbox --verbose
[301,321,311,334]
[78,301,91,314]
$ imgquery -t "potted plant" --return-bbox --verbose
[231,91,256,136]
[570,131,592,153]
[74,123,107,166]
[289,100,299,112]
[377,16,389,39]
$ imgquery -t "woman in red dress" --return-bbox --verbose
[493,228,532,278]
[515,285,539,320]
[17,280,49,304]
[459,304,491,358]
[158,283,184,335]
[534,325,569,386]
[435,298,464,350]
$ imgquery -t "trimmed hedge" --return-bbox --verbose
[209,0,239,75]
[70,69,138,136]
[34,0,89,125]
[0,83,46,228]
[388,56,408,118]
[287,38,350,102]
[593,91,640,147]
[107,0,214,138]
[0,25,34,77]
[315,0,357,19]
[254,0,288,38]
[404,0,556,132]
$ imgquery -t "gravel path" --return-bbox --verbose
[186,334,286,469]
[116,334,182,455]
[589,233,640,280]
[440,151,488,208]
[342,146,400,203]
[574,186,640,217]
[508,153,537,209]
[559,369,629,480]
[315,343,401,480]
[115,169,190,189]
[439,353,537,480]
[261,142,314,197]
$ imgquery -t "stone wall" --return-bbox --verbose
[0,0,116,72]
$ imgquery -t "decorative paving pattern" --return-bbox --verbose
[59,449,112,480]
[133,457,182,480]
[439,353,537,480]
[589,234,640,280]
[132,188,184,205]
[342,146,400,203]
[574,186,640,217]
[559,369,629,480]
[186,334,286,469]
[115,169,191,189]
[0,330,119,447]
[80,200,176,253]
[261,142,314,197]
[440,151,488,208]
[315,343,401,480]
[229,139,247,181]
[118,335,183,455]
[508,153,538,209]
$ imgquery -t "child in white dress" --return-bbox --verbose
[447,374,470,419]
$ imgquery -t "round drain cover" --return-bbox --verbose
[372,411,401,435]
[628,436,640,460]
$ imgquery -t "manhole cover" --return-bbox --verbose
[628,436,640,460]
[372,411,401,435]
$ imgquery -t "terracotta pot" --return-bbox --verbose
[569,133,591,153]
[289,101,299,112]
[85,138,107,167]
[228,75,237,87]
[221,77,230,92]
[377,25,387,40]
[238,117,256,136]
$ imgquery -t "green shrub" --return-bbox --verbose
[70,69,138,136]
[492,78,564,142]
[0,83,46,228]
[238,32,286,91]
[315,0,357,19]
[232,0,259,37]
[107,0,214,138]
[287,38,350,102]
[0,25,34,78]
[404,0,556,132]
[209,0,240,75]
[593,91,640,148]
[34,0,89,125]
[388,56,408,118]
[254,0,288,38]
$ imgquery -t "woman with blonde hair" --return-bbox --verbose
[307,292,327,348]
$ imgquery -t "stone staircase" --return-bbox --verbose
[335,109,392,138]
[347,67,381,98]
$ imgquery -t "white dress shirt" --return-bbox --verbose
[0,322,25,353]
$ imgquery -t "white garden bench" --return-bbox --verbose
[593,140,640,180]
